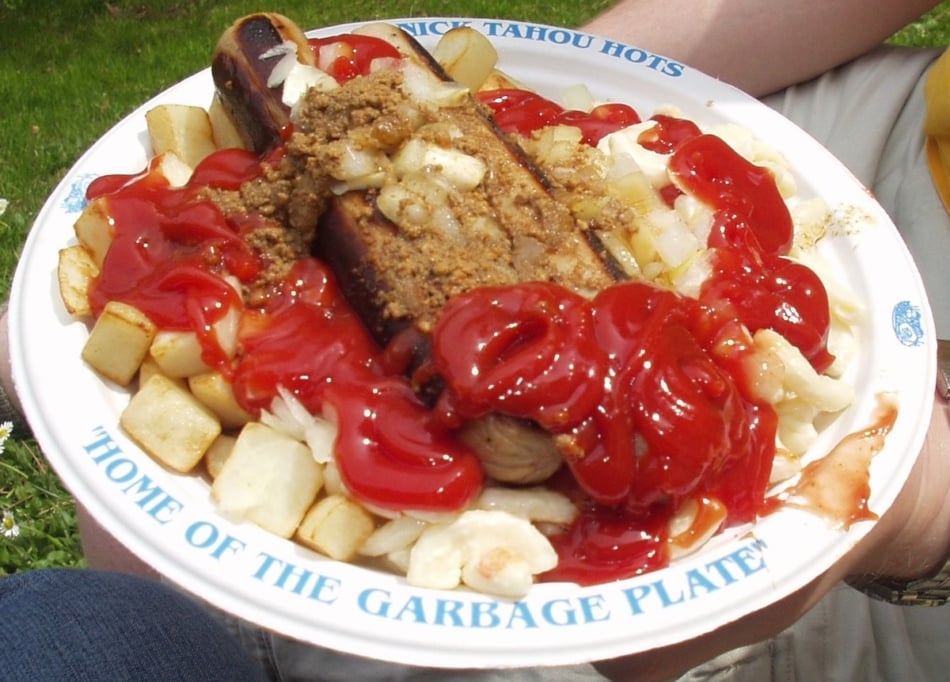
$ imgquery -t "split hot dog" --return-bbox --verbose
[211,15,630,482]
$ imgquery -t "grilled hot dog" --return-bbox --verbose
[210,15,629,483]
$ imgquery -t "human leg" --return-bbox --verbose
[0,568,268,682]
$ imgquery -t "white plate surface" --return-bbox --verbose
[10,17,936,669]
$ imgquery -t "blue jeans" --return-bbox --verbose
[0,568,268,681]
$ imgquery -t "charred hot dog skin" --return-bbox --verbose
[212,13,314,155]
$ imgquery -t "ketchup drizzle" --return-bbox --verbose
[477,89,640,145]
[83,62,842,584]
[432,281,778,584]
[86,150,483,514]
[308,34,402,83]
[477,93,832,370]
[86,154,259,376]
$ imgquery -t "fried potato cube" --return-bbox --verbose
[188,371,254,429]
[57,244,99,317]
[149,330,211,379]
[432,27,498,92]
[81,301,157,386]
[120,373,222,472]
[148,294,241,379]
[295,494,376,562]
[212,422,323,538]
[477,68,524,92]
[203,433,237,480]
[145,104,218,169]
[137,356,185,390]
[73,197,115,268]
[208,95,247,150]
[153,151,194,187]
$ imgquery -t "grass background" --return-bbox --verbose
[1,0,949,573]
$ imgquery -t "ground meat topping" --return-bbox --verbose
[210,64,624,331]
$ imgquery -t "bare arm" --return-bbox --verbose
[582,0,943,96]
[850,398,950,582]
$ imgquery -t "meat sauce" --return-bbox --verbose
[83,34,837,585]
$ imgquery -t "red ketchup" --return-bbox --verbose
[477,89,640,145]
[308,34,403,83]
[427,105,833,583]
[432,282,777,584]
[230,258,483,513]
[480,90,833,371]
[86,149,483,514]
[667,132,834,372]
[85,150,264,375]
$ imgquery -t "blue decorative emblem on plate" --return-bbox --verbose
[892,300,925,347]
[62,174,97,214]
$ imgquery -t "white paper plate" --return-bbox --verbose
[10,17,936,669]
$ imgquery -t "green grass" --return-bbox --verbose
[892,1,950,45]
[1,0,949,573]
